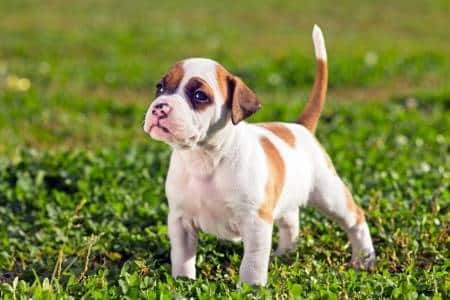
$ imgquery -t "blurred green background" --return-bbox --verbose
[0,0,449,155]
[0,1,449,298]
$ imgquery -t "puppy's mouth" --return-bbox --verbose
[150,123,171,134]
[148,119,175,139]
[144,116,199,149]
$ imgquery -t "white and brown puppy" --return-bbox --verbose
[143,25,375,285]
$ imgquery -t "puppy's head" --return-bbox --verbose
[143,58,261,148]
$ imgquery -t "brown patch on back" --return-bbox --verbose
[258,123,296,148]
[160,62,185,94]
[344,187,365,225]
[258,137,286,223]
[184,77,215,111]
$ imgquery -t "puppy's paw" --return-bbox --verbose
[350,252,376,271]
[274,248,286,257]
[273,246,295,257]
[239,277,267,287]
[173,273,196,280]
[239,267,267,286]
[172,267,196,280]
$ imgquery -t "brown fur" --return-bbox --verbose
[258,137,286,223]
[161,62,185,94]
[184,77,215,111]
[230,76,261,124]
[344,187,365,225]
[298,59,327,133]
[258,123,296,148]
[215,64,231,104]
[214,64,261,124]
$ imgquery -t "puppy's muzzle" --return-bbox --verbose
[144,101,172,137]
[152,102,171,119]
[144,101,172,134]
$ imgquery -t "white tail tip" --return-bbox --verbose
[312,24,327,61]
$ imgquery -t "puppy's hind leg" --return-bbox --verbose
[309,173,376,270]
[274,208,299,256]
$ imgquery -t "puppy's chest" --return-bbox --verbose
[176,176,241,240]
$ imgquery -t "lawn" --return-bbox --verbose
[0,0,449,299]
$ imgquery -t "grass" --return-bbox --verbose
[0,0,449,299]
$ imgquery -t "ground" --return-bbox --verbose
[0,0,449,299]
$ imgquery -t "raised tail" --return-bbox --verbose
[297,25,328,134]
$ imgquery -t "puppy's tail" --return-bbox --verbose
[297,25,328,134]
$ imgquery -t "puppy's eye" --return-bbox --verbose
[194,90,208,102]
[156,83,164,95]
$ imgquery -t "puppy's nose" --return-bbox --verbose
[152,102,171,118]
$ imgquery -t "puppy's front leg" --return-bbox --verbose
[239,215,273,286]
[168,214,197,279]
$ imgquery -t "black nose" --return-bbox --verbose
[152,102,171,118]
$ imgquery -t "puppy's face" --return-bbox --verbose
[143,58,261,148]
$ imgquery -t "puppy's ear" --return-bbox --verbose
[227,76,261,125]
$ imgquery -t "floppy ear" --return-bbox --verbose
[227,76,261,125]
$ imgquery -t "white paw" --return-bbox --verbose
[173,273,196,280]
[274,246,295,257]
[351,252,376,271]
[172,266,196,280]
[239,276,267,286]
[274,248,287,257]
[239,266,268,286]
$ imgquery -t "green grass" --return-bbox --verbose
[0,0,449,299]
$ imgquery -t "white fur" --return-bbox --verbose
[164,120,375,285]
[313,24,327,61]
[144,27,374,286]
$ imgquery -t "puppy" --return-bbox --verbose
[143,25,375,285]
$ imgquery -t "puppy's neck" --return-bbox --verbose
[174,122,240,178]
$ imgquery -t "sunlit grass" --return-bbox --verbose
[0,0,449,298]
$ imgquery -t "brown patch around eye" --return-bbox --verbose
[159,62,185,95]
[258,137,286,223]
[258,123,296,148]
[184,77,214,111]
